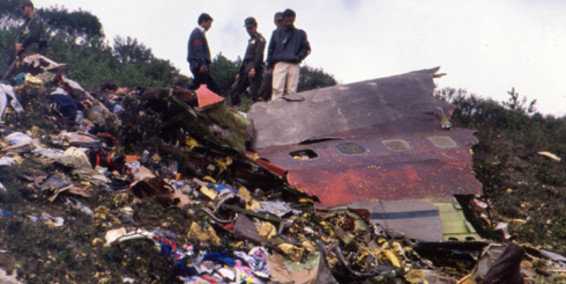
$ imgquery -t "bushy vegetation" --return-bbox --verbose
[2,0,563,261]
[1,1,336,95]
[437,87,566,254]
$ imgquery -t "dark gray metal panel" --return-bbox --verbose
[249,67,450,149]
[348,199,444,241]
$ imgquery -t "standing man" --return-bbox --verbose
[228,17,266,106]
[256,12,283,102]
[16,0,42,57]
[266,9,311,100]
[4,0,43,79]
[187,13,219,94]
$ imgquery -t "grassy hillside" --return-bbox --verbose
[438,88,566,254]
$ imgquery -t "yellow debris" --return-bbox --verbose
[456,274,474,284]
[187,222,221,246]
[199,185,218,200]
[277,243,303,262]
[92,238,104,246]
[405,269,428,284]
[257,221,277,240]
[302,241,316,255]
[299,197,315,203]
[215,156,233,172]
[247,200,262,211]
[379,242,402,268]
[203,176,216,183]
[151,153,161,162]
[24,73,44,86]
[184,135,199,151]
[237,186,252,203]
[94,206,110,220]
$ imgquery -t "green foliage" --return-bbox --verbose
[298,65,337,92]
[38,7,104,39]
[0,0,24,14]
[113,36,151,64]
[209,53,241,96]
[1,6,188,88]
[0,28,18,74]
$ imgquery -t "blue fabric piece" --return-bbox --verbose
[209,183,238,194]
[0,210,13,217]
[202,251,236,267]
[10,73,26,86]
[160,242,174,258]
[178,266,198,277]
[48,94,80,120]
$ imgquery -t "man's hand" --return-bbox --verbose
[248,69,256,79]
[15,43,23,54]
[199,65,208,74]
[267,68,273,75]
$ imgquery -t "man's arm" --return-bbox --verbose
[297,30,311,62]
[253,36,266,75]
[266,30,277,70]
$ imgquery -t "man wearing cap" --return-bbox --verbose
[187,13,219,94]
[15,0,43,57]
[228,17,266,106]
[256,12,283,102]
[266,9,310,100]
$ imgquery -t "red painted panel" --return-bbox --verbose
[255,128,482,206]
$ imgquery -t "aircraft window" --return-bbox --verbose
[289,149,318,160]
[382,139,412,152]
[335,143,366,155]
[427,136,458,149]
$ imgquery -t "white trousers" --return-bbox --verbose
[271,62,300,100]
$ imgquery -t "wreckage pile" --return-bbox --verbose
[0,57,565,283]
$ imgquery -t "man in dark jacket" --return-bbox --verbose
[256,12,283,102]
[266,9,310,100]
[15,0,43,57]
[187,13,219,94]
[228,17,266,106]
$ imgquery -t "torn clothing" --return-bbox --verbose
[17,14,43,55]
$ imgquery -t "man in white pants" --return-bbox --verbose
[265,9,311,100]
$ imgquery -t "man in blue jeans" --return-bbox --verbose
[187,13,219,94]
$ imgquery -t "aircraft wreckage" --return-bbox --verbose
[246,67,482,241]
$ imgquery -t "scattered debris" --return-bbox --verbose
[0,58,564,283]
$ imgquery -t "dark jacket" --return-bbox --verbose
[266,27,310,69]
[17,14,43,55]
[239,32,266,75]
[187,27,211,70]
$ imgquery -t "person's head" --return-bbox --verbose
[198,13,213,31]
[244,17,257,36]
[282,9,295,29]
[274,12,283,28]
[20,0,34,18]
